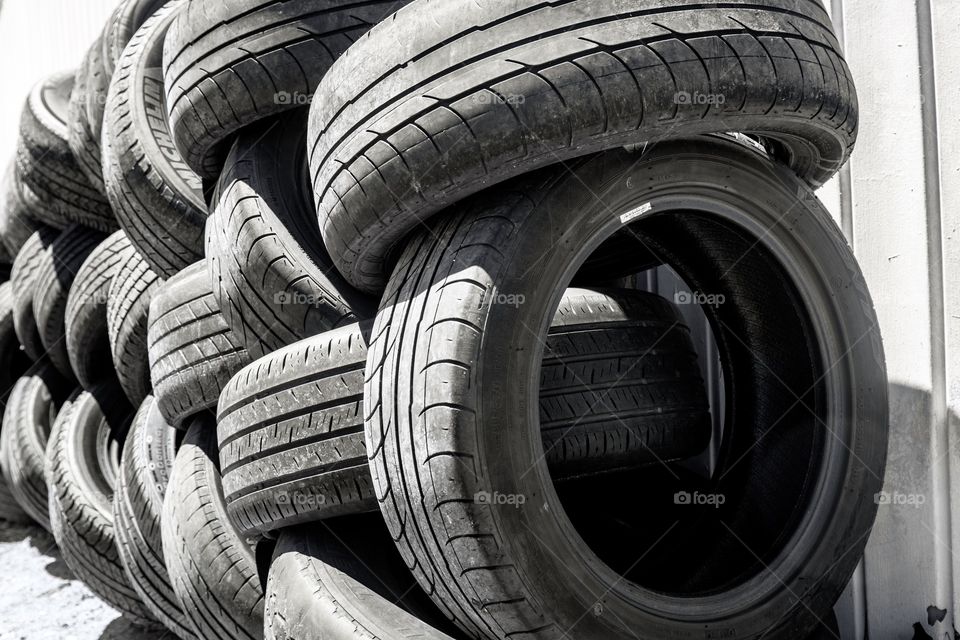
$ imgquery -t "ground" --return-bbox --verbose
[0,521,171,640]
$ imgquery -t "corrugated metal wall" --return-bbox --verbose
[0,0,955,638]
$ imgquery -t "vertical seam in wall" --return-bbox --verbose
[831,0,855,249]
[917,0,952,627]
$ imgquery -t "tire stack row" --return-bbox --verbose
[0,1,888,639]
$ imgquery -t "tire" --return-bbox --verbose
[15,72,115,232]
[206,112,372,359]
[65,231,131,390]
[218,288,710,537]
[0,159,46,256]
[266,515,457,640]
[162,0,413,178]
[103,0,207,279]
[107,245,162,405]
[162,416,264,640]
[147,261,250,428]
[0,362,67,530]
[46,384,156,626]
[364,139,887,639]
[114,395,195,638]
[11,227,60,360]
[0,281,32,524]
[33,225,105,380]
[68,0,167,194]
[309,0,857,294]
[0,473,29,523]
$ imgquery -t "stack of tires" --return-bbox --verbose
[0,1,889,639]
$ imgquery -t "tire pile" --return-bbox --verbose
[0,1,889,639]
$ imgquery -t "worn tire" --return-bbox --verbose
[218,288,709,537]
[33,225,105,380]
[107,246,162,405]
[148,261,250,428]
[103,0,207,279]
[15,72,115,232]
[162,0,412,178]
[68,36,109,195]
[0,160,46,256]
[162,416,264,640]
[309,0,857,293]
[0,362,67,530]
[47,384,156,626]
[206,112,372,359]
[365,139,887,640]
[114,395,195,638]
[266,515,456,640]
[11,227,60,360]
[65,231,131,390]
[0,282,32,524]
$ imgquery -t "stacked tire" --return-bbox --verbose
[0,1,886,640]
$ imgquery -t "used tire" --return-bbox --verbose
[15,72,115,232]
[107,245,162,405]
[266,515,456,640]
[103,0,207,279]
[0,281,32,524]
[162,0,412,178]
[11,227,59,360]
[33,225,105,380]
[0,160,46,256]
[309,0,858,293]
[206,112,372,359]
[147,261,250,428]
[365,139,887,639]
[114,395,194,638]
[218,288,709,537]
[162,416,264,640]
[65,231,131,390]
[47,384,156,626]
[0,362,67,530]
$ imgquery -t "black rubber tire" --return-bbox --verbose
[365,139,888,640]
[266,515,457,640]
[309,0,857,293]
[0,159,47,256]
[103,0,207,279]
[206,112,373,359]
[147,261,250,428]
[67,0,168,195]
[15,72,115,232]
[65,231,131,390]
[46,384,156,626]
[0,362,67,531]
[162,0,412,178]
[33,225,105,380]
[107,245,162,405]
[0,473,29,523]
[218,288,709,537]
[11,227,60,360]
[0,282,32,524]
[114,395,195,638]
[162,416,264,640]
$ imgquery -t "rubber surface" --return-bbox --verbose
[217,288,709,537]
[103,0,208,279]
[308,0,858,293]
[107,245,162,405]
[0,159,46,256]
[65,231,131,390]
[206,112,373,359]
[114,395,195,638]
[11,227,60,361]
[162,0,413,178]
[33,225,105,380]
[148,261,250,428]
[162,416,264,640]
